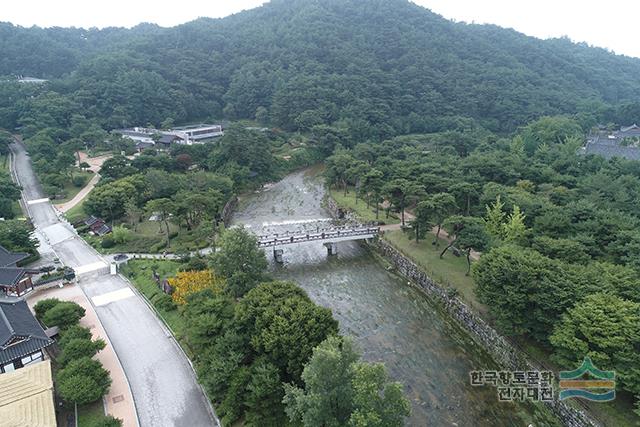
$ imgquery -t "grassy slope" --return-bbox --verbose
[53,170,94,203]
[120,259,187,345]
[329,187,400,224]
[65,200,87,223]
[384,229,488,315]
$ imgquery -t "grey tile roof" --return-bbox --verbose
[0,269,26,286]
[158,134,179,144]
[0,300,53,365]
[584,142,640,161]
[0,246,29,268]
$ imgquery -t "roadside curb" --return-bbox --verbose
[119,273,220,427]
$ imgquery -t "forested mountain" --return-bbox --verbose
[2,0,640,137]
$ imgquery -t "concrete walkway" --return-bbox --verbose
[27,284,138,427]
[54,173,100,213]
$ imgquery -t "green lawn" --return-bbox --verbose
[72,214,212,255]
[383,229,488,315]
[53,171,94,203]
[120,259,189,346]
[329,187,400,225]
[77,401,104,426]
[0,154,7,172]
[101,219,210,254]
[65,200,87,224]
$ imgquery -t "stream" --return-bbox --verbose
[232,167,531,426]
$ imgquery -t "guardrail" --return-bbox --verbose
[257,226,379,248]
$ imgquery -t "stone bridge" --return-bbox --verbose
[256,225,379,262]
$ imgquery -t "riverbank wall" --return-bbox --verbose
[373,238,597,427]
[324,196,599,427]
[221,196,238,226]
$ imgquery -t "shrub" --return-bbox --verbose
[56,357,111,405]
[58,325,92,348]
[34,298,60,321]
[42,301,85,329]
[101,236,115,248]
[153,293,177,311]
[168,270,224,305]
[72,174,88,187]
[87,416,122,427]
[112,226,131,244]
[180,256,208,272]
[57,337,106,367]
[150,241,167,252]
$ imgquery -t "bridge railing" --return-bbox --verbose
[255,224,377,240]
[257,226,379,248]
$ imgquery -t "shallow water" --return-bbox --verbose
[232,168,528,426]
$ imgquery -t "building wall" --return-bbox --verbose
[0,350,43,374]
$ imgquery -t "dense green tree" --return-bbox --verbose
[41,300,85,330]
[57,337,106,367]
[413,200,434,242]
[99,155,136,180]
[0,130,13,155]
[34,298,60,322]
[361,168,384,216]
[57,325,93,348]
[210,227,267,298]
[484,195,506,239]
[244,359,287,426]
[428,193,457,245]
[520,116,583,154]
[502,205,527,244]
[209,125,276,186]
[550,294,640,399]
[349,362,410,427]
[325,151,355,195]
[284,335,410,427]
[235,281,339,382]
[56,357,112,405]
[531,236,590,264]
[473,245,581,340]
[0,220,38,255]
[283,335,362,426]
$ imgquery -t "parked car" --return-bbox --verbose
[114,254,128,261]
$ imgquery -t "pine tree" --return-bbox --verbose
[484,195,506,238]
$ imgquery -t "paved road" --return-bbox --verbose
[10,141,217,427]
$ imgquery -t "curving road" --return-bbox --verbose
[10,141,217,427]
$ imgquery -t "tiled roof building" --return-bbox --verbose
[0,300,53,374]
[0,360,56,427]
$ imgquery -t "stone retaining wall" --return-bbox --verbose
[221,196,238,226]
[372,238,599,427]
[324,194,361,224]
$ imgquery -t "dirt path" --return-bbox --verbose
[27,284,138,427]
[54,173,100,213]
[54,152,113,213]
[77,151,113,172]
